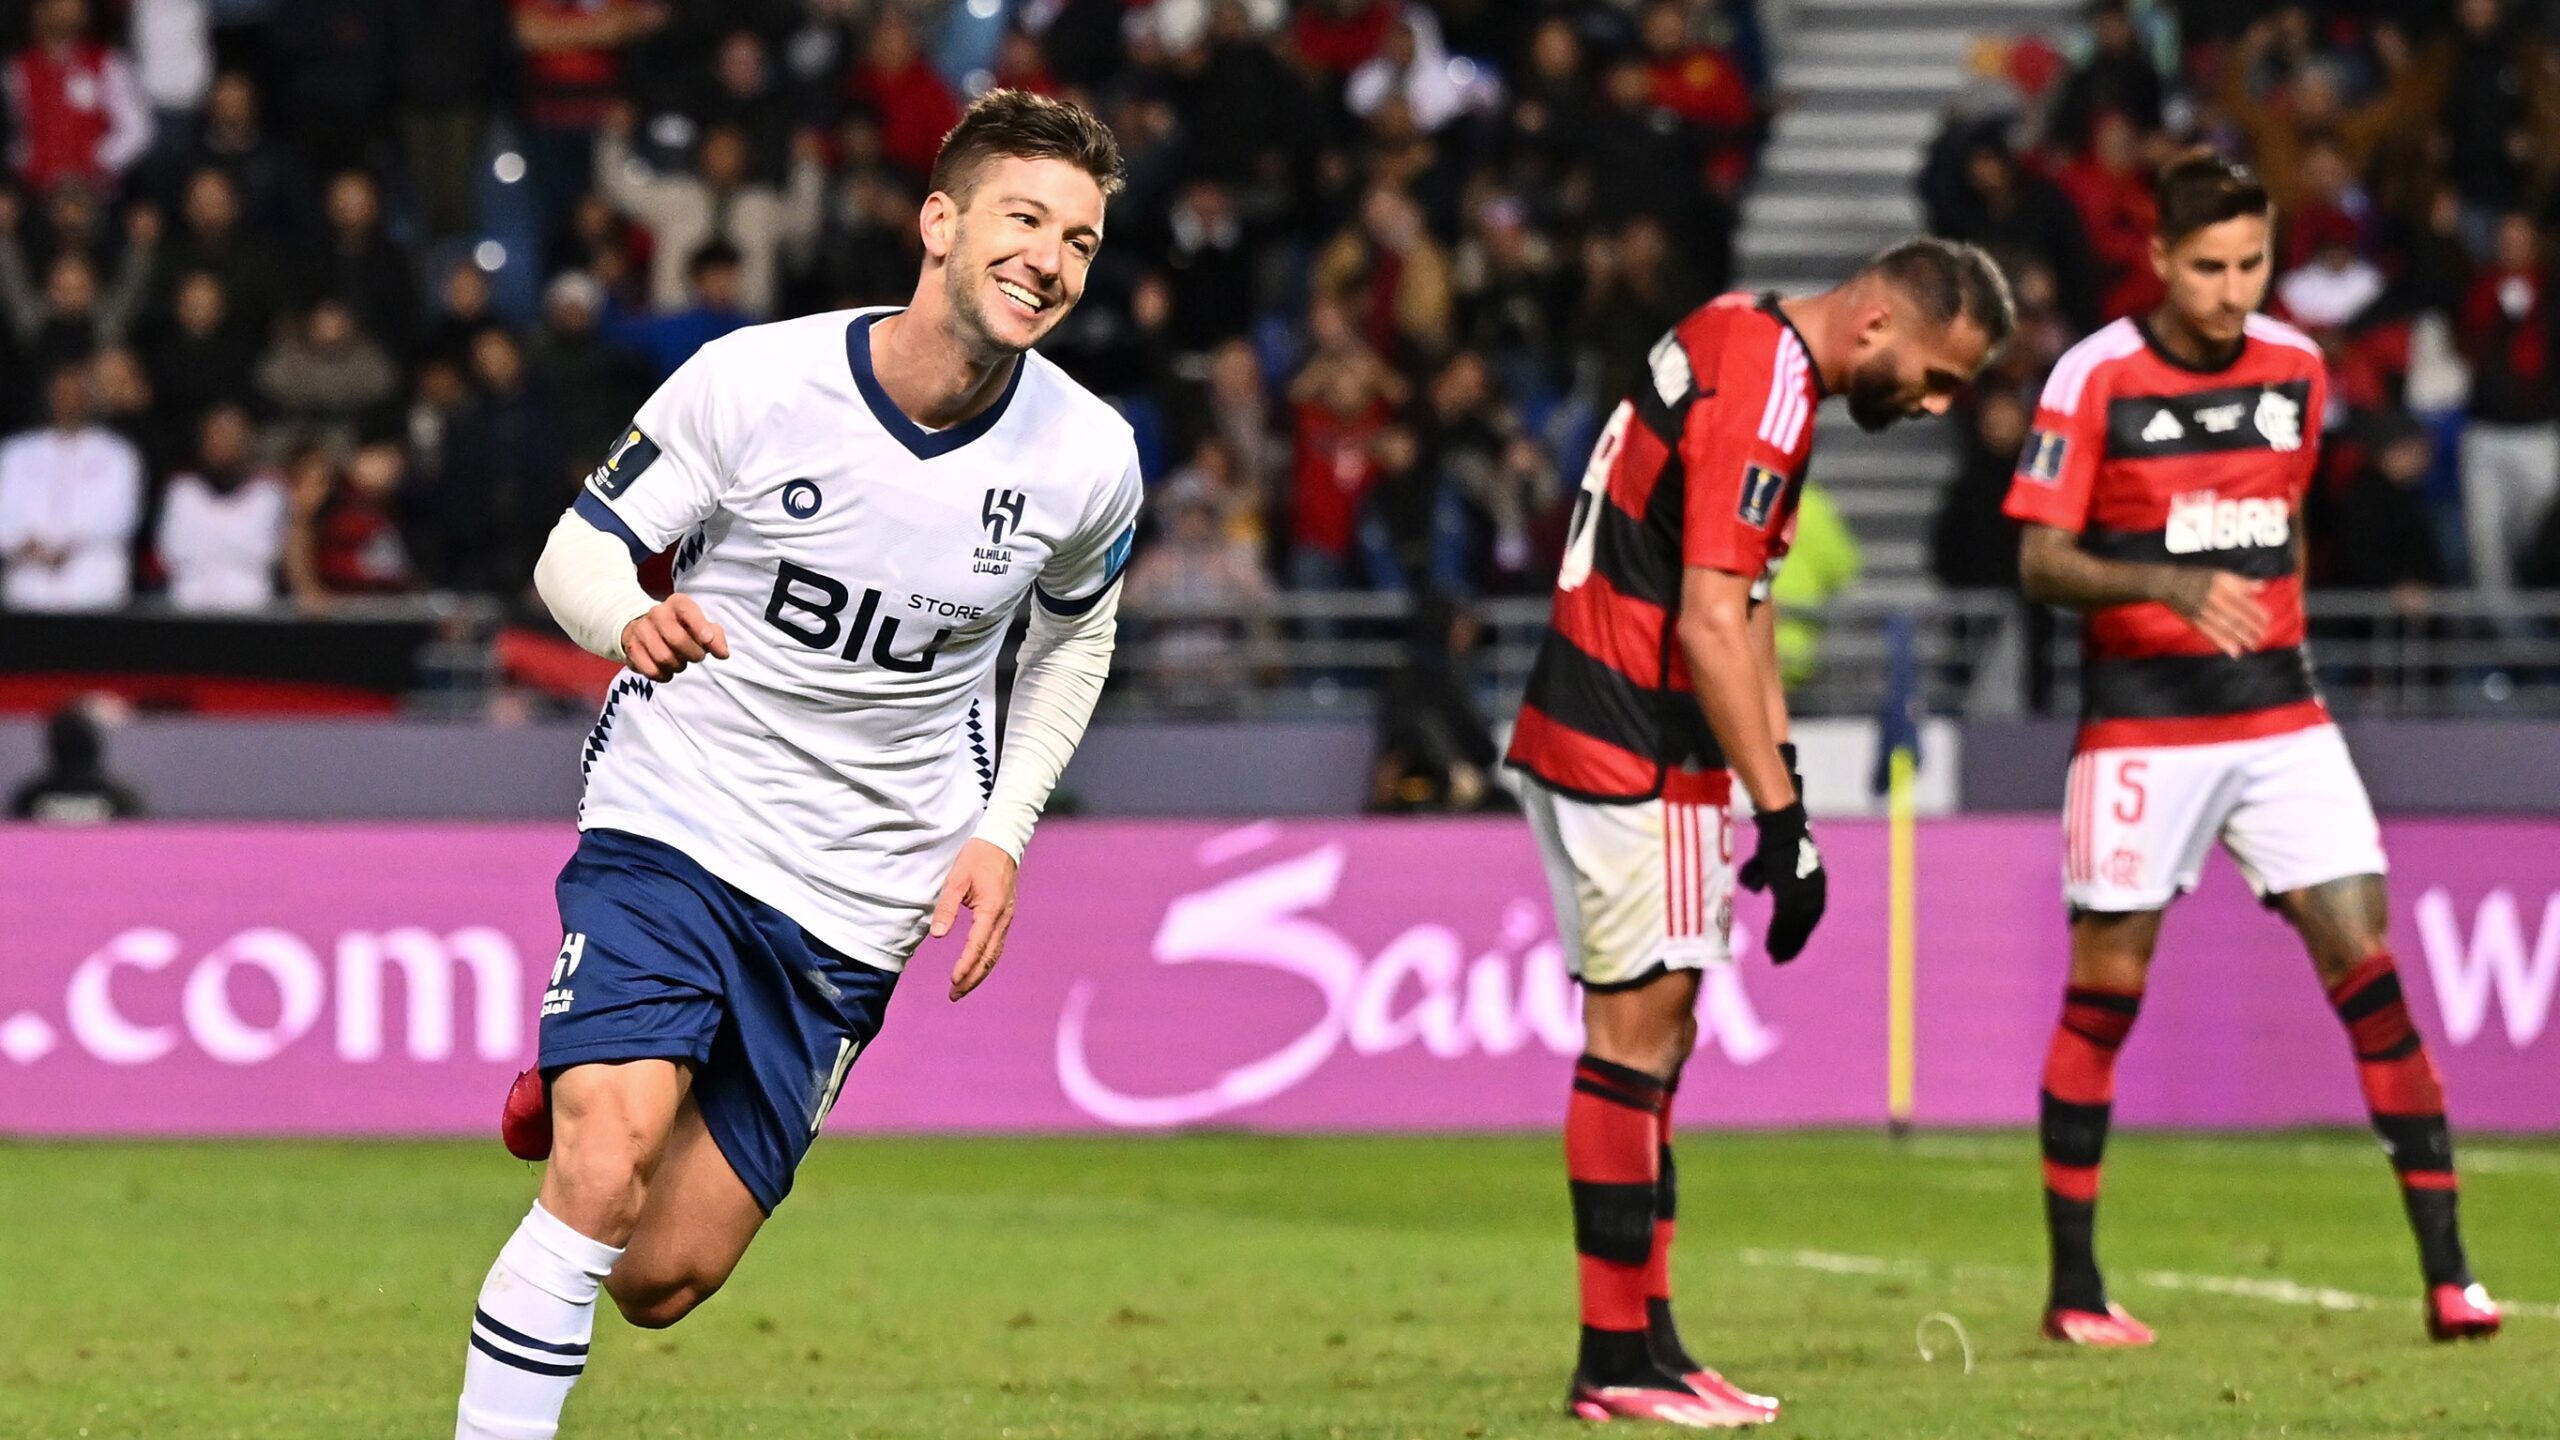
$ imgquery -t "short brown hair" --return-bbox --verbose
[928,89,1125,202]
[1859,237,2017,351]
[2154,152,2270,246]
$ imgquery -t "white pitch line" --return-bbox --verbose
[1738,1248,2560,1321]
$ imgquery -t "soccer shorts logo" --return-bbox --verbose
[587,428,662,500]
[2022,428,2068,486]
[1737,464,1785,528]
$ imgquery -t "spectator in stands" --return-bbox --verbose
[845,10,957,185]
[1162,181,1257,357]
[1123,478,1273,711]
[422,327,561,598]
[285,438,416,603]
[2218,17,2434,222]
[0,241,148,382]
[420,258,505,371]
[1454,193,1574,409]
[144,269,255,434]
[1420,349,1554,593]
[391,0,513,243]
[1295,0,1398,81]
[90,345,174,487]
[2441,0,2550,244]
[1934,136,2100,332]
[156,166,284,342]
[156,401,285,612]
[1368,591,1506,813]
[298,170,420,363]
[601,239,750,381]
[1575,217,1704,422]
[1202,337,1280,513]
[2053,111,2159,324]
[1167,0,1308,195]
[1288,297,1406,590]
[403,355,470,493]
[269,0,396,182]
[255,298,399,461]
[803,163,919,314]
[1346,10,1480,135]
[0,362,144,611]
[1638,0,1760,188]
[593,100,821,319]
[2276,209,2385,337]
[2050,2,2162,150]
[694,29,796,187]
[172,71,294,231]
[8,697,143,821]
[2457,212,2560,600]
[128,0,212,161]
[5,0,153,196]
[2336,408,2449,599]
[1503,17,1596,201]
[1931,389,2029,592]
[513,0,669,241]
[1314,182,1455,367]
[529,270,647,470]
[1357,420,1467,594]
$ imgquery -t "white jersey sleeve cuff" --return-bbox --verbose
[972,588,1119,860]
[534,509,659,664]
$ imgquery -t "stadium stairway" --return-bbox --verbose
[1736,0,2081,607]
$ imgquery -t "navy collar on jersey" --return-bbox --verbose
[844,309,1027,460]
[1756,293,1833,397]
[2135,314,2249,375]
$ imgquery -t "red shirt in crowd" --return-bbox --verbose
[1290,394,1391,558]
[513,0,647,129]
[1292,0,1397,78]
[1647,46,1755,132]
[2052,155,2161,322]
[848,55,960,183]
[4,37,147,191]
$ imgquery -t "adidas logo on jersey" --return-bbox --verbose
[2140,409,2186,444]
[2165,489,2291,554]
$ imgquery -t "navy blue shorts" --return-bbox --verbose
[540,828,900,1213]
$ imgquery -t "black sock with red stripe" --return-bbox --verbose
[1568,1055,1682,1387]
[2039,986,2141,1313]
[1645,1065,1700,1375]
[2330,954,2474,1288]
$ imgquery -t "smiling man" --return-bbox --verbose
[451,92,1140,1440]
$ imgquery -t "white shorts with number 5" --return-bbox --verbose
[2063,723,2387,913]
[1523,772,1737,989]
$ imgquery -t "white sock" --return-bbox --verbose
[456,1203,623,1440]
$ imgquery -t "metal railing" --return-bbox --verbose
[1109,589,2560,721]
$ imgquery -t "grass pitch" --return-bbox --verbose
[2,1131,2553,1438]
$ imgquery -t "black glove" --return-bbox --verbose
[1735,742,1804,889]
[1738,800,1827,963]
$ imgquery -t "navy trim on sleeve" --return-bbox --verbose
[573,490,650,563]
[1033,562,1127,617]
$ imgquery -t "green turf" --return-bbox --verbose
[2,1131,2553,1438]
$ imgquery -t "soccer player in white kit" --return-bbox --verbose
[452,92,1141,1439]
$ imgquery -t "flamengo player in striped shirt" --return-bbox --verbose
[2004,154,2500,1347]
[1508,239,2012,1427]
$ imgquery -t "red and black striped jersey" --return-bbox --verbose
[1506,293,1822,801]
[2004,312,2332,750]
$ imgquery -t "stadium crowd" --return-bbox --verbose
[1928,0,2560,616]
[0,0,1772,631]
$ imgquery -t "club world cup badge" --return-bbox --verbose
[586,428,662,499]
[2255,388,2302,453]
